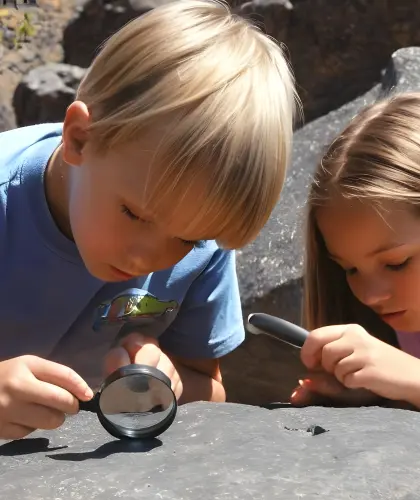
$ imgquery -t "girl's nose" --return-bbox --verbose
[356,279,392,307]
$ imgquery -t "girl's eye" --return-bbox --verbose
[344,267,357,276]
[386,258,411,271]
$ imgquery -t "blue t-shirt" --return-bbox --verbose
[0,123,245,387]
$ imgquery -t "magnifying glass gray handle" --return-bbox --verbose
[247,313,309,348]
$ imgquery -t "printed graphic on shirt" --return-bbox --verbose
[93,289,179,332]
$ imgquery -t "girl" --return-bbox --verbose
[291,92,420,409]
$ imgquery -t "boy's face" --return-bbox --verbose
[57,103,211,282]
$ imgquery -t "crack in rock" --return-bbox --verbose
[284,424,329,436]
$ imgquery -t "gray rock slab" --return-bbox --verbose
[1,403,420,499]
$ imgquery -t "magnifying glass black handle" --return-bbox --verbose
[78,393,100,413]
[247,313,309,348]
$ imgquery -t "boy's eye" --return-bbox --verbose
[386,258,411,271]
[181,239,206,249]
[121,204,139,221]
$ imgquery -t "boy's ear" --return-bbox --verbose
[61,101,91,166]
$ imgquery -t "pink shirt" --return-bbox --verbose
[396,331,420,359]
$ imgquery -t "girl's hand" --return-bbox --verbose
[290,370,382,407]
[297,324,420,406]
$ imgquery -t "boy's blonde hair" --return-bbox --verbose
[76,0,300,249]
[304,92,420,344]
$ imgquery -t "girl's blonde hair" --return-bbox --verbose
[304,92,420,344]
[76,0,300,249]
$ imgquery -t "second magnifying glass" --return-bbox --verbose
[247,313,309,348]
[79,364,177,440]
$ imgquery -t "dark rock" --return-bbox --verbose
[1,403,420,498]
[62,0,420,121]
[237,0,420,121]
[12,62,86,126]
[0,1,82,131]
[307,424,328,436]
[222,47,418,406]
[62,0,175,68]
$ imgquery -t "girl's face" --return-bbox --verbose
[316,199,420,332]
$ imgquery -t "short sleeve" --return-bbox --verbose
[158,248,245,359]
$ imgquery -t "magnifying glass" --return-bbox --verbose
[79,364,177,440]
[247,313,309,348]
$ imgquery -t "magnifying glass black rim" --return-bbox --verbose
[97,364,178,440]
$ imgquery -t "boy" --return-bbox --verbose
[0,0,298,439]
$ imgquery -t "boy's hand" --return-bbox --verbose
[0,355,93,440]
[296,324,420,405]
[104,333,183,400]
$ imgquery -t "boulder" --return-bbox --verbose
[12,62,86,126]
[238,0,420,121]
[1,402,420,499]
[223,47,420,405]
[61,0,420,121]
[62,0,175,68]
[0,0,83,131]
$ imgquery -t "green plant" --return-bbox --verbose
[13,11,35,48]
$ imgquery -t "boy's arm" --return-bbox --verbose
[165,354,225,404]
[105,247,244,403]
[157,247,245,403]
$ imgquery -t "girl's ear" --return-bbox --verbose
[61,101,91,166]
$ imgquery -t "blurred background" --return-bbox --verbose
[1,0,420,406]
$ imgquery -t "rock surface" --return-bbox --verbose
[0,0,82,131]
[223,47,419,405]
[5,0,420,126]
[238,0,420,121]
[62,0,420,121]
[13,62,85,126]
[62,0,175,68]
[0,403,419,499]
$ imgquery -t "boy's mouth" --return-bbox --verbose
[109,265,137,281]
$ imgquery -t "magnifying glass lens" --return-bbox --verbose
[99,374,175,433]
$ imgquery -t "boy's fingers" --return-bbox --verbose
[0,422,34,440]
[134,343,162,368]
[25,356,93,401]
[27,379,80,415]
[103,346,131,376]
[10,402,65,430]
[120,333,159,362]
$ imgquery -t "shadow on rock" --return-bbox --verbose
[0,437,68,456]
[46,437,162,461]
